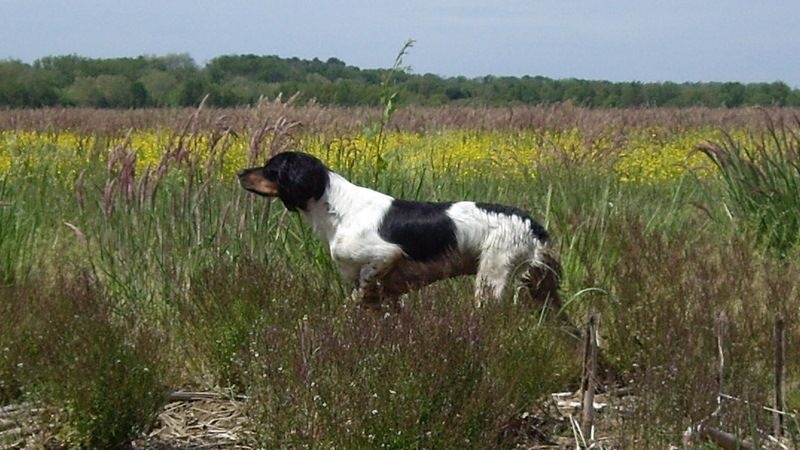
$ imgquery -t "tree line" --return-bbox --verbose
[1,53,798,108]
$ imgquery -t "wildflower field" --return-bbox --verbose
[1,104,800,448]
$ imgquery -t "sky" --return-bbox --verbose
[2,0,799,87]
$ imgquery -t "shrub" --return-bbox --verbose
[0,275,166,449]
[244,282,578,448]
[604,225,798,446]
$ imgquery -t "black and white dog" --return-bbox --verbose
[238,151,561,310]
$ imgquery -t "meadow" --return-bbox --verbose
[1,103,799,449]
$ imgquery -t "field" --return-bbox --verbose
[1,103,799,449]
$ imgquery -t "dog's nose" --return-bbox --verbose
[236,169,247,177]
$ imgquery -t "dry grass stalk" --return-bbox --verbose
[580,311,600,440]
[3,105,800,136]
[774,317,786,438]
[247,95,303,165]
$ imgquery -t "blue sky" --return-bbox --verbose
[2,0,799,86]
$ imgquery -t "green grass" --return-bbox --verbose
[1,112,799,448]
[698,116,800,257]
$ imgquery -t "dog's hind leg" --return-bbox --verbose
[474,250,515,308]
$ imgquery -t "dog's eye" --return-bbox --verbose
[262,168,278,180]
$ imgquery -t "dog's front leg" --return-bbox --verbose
[354,259,399,310]
[355,262,386,310]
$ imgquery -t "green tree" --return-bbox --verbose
[94,74,134,107]
[620,82,645,106]
[176,78,207,106]
[720,82,746,107]
[130,81,148,107]
[139,70,179,106]
[65,77,102,106]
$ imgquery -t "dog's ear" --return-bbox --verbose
[275,153,329,211]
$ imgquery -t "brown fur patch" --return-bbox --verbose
[377,252,478,298]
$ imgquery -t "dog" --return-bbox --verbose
[237,151,562,311]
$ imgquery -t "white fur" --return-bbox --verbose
[446,201,547,302]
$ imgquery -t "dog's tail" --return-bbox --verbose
[523,242,563,313]
[524,243,583,341]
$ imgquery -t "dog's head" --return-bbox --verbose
[237,151,329,211]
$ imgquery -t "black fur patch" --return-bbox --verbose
[475,202,549,242]
[378,200,457,262]
[262,152,329,211]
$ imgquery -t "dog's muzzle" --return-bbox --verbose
[237,168,279,197]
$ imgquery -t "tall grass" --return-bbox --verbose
[698,115,800,257]
[1,106,799,448]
